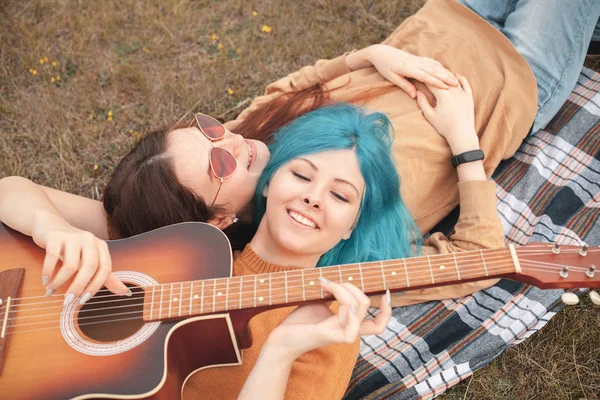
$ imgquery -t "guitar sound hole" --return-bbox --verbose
[78,284,145,342]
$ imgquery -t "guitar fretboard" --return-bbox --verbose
[142,247,517,322]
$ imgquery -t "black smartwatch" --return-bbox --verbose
[451,149,485,168]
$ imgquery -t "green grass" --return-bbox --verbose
[1,0,598,398]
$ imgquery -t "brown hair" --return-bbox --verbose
[102,80,394,247]
[102,84,331,246]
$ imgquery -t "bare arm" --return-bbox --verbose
[0,176,108,240]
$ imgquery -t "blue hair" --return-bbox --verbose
[254,103,422,267]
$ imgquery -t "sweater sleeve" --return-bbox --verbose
[223,53,353,132]
[375,180,505,307]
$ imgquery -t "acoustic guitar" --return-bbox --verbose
[0,221,598,399]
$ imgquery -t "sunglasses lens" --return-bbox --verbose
[210,147,237,178]
[195,114,225,140]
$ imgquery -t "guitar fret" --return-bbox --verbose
[301,270,306,301]
[426,256,435,284]
[169,283,175,318]
[212,280,217,313]
[159,285,164,319]
[239,277,243,309]
[225,278,230,311]
[284,271,288,303]
[480,249,489,276]
[269,274,272,306]
[200,280,205,314]
[150,286,155,320]
[253,275,257,307]
[319,269,324,298]
[380,261,387,290]
[452,253,461,280]
[189,282,193,316]
[403,259,410,287]
[358,263,365,290]
[179,283,183,317]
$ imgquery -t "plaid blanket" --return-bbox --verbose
[344,67,600,400]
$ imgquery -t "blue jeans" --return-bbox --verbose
[457,0,600,133]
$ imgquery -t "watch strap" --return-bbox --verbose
[451,149,485,168]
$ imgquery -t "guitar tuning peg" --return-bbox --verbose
[561,292,579,305]
[579,244,588,256]
[552,243,561,254]
[590,290,600,306]
[586,265,596,278]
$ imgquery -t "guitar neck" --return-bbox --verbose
[142,246,519,322]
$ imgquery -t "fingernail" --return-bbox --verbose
[319,277,331,285]
[64,293,75,306]
[386,289,391,305]
[42,276,49,286]
[80,292,92,305]
[45,288,55,297]
[123,289,133,297]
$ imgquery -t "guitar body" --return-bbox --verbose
[0,222,256,399]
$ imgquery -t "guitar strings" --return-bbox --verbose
[0,262,586,333]
[0,263,563,334]
[0,249,589,313]
[1,247,595,307]
[0,251,595,321]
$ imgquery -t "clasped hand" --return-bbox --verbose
[365,44,460,98]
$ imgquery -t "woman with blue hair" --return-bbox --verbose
[179,99,501,398]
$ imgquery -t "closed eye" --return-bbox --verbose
[331,191,349,203]
[292,171,310,181]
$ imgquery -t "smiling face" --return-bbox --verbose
[251,149,365,268]
[167,127,270,225]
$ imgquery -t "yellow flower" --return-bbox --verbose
[227,88,235,95]
[108,110,113,117]
[52,61,58,67]
[236,48,242,54]
[107,116,113,122]
[56,75,61,81]
[39,58,45,65]
[88,113,93,119]
[32,69,38,76]
[129,129,133,133]
[261,24,272,33]
[93,164,99,170]
[252,11,258,16]
[43,57,49,62]
[50,77,55,83]
[217,43,223,49]
[210,33,218,41]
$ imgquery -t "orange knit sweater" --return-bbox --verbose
[182,246,360,400]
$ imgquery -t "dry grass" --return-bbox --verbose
[0,0,598,399]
